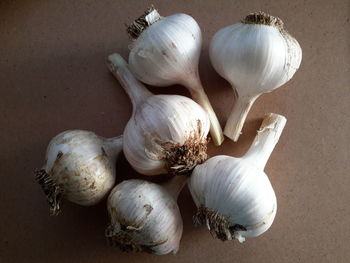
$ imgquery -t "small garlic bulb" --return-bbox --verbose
[210,11,301,141]
[107,54,210,176]
[188,113,286,242]
[35,130,123,215]
[106,176,186,255]
[127,7,224,146]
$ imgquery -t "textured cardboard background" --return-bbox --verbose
[0,0,349,262]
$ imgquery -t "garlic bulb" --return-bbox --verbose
[188,113,286,242]
[210,11,301,141]
[35,130,123,215]
[106,176,186,255]
[127,7,224,146]
[107,53,210,176]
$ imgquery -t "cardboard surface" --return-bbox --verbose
[0,0,349,262]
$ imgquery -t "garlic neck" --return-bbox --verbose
[224,94,259,142]
[162,175,188,200]
[102,136,123,161]
[107,54,152,112]
[243,113,287,170]
[183,76,225,146]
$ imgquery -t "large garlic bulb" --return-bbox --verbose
[127,7,224,146]
[188,113,286,242]
[107,54,210,176]
[210,11,301,141]
[35,130,123,215]
[106,176,186,255]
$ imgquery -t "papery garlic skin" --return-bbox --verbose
[106,179,183,255]
[35,130,123,215]
[127,8,224,146]
[210,12,301,141]
[188,113,286,242]
[107,54,210,176]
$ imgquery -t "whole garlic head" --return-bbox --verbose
[188,113,286,242]
[210,12,301,141]
[35,130,123,215]
[106,179,184,255]
[189,155,277,242]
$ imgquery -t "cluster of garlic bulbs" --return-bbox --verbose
[35,8,301,255]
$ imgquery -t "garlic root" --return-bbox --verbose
[193,205,247,241]
[162,123,208,175]
[35,169,63,215]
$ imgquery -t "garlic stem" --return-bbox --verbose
[144,8,162,25]
[162,175,188,200]
[107,54,152,111]
[224,95,259,141]
[243,113,287,170]
[188,80,224,146]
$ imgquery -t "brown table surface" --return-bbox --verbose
[1,0,349,262]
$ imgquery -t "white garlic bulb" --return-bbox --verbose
[188,113,286,242]
[210,11,301,141]
[35,130,123,215]
[106,176,186,255]
[107,54,210,176]
[127,7,224,146]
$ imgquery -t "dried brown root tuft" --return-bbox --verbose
[127,6,160,39]
[242,11,284,30]
[105,224,161,254]
[106,224,142,252]
[193,205,247,241]
[162,123,208,175]
[34,169,62,216]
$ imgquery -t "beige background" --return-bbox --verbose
[1,0,349,262]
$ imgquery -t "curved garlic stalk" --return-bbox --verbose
[188,113,286,242]
[107,53,210,176]
[210,11,301,141]
[35,130,123,215]
[106,176,186,255]
[127,7,224,146]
